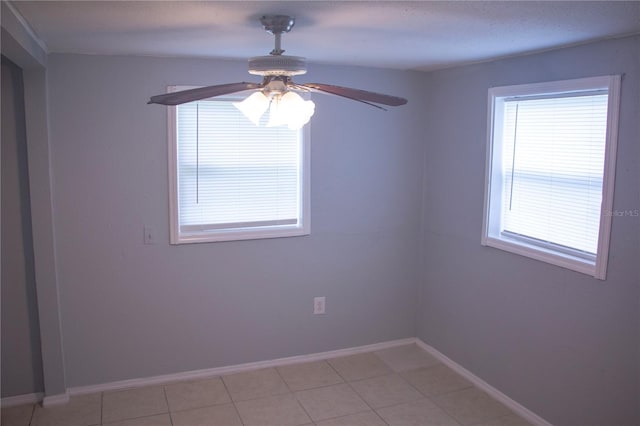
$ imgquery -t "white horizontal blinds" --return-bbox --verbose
[176,100,300,232]
[500,92,608,254]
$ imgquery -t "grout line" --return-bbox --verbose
[428,383,475,398]
[373,409,392,426]
[282,359,373,424]
[340,358,381,420]
[218,374,234,404]
[100,392,104,425]
[273,365,293,394]
[325,358,347,383]
[102,412,173,425]
[162,386,173,426]
[270,363,355,424]
[426,394,465,426]
[392,364,465,403]
[221,391,291,404]
[291,380,349,393]
[327,351,400,419]
[292,398,313,424]
[392,360,476,400]
[218,371,278,404]
[231,401,246,426]
[323,357,377,419]
[28,403,36,426]
[218,372,245,425]
[397,372,426,397]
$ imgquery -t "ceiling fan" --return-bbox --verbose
[148,15,408,128]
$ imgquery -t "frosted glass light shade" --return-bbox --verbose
[267,92,315,130]
[233,92,270,125]
[233,90,314,129]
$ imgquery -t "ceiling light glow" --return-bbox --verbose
[234,90,315,130]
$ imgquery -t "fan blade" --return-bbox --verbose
[299,83,408,109]
[148,82,262,105]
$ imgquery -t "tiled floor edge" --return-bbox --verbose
[0,391,43,408]
[65,337,417,398]
[414,339,553,426]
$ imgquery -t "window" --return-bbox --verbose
[168,86,310,244]
[482,76,621,279]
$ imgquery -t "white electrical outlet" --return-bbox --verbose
[314,297,326,314]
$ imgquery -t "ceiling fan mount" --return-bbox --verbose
[249,15,307,76]
[260,15,295,38]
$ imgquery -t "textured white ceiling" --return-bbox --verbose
[11,1,640,71]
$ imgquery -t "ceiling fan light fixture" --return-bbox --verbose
[267,91,315,130]
[233,91,270,125]
[233,89,314,129]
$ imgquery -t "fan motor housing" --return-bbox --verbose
[248,55,307,76]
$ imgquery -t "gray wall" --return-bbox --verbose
[1,59,44,397]
[45,53,425,387]
[417,35,640,426]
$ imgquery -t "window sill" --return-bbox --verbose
[171,225,309,244]
[481,235,601,279]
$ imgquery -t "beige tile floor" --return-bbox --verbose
[1,344,532,426]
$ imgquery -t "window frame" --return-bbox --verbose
[167,86,311,244]
[481,76,621,280]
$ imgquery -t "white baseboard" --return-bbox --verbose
[2,336,549,426]
[1,392,43,408]
[1,391,69,408]
[414,339,552,426]
[42,392,69,407]
[69,337,416,396]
